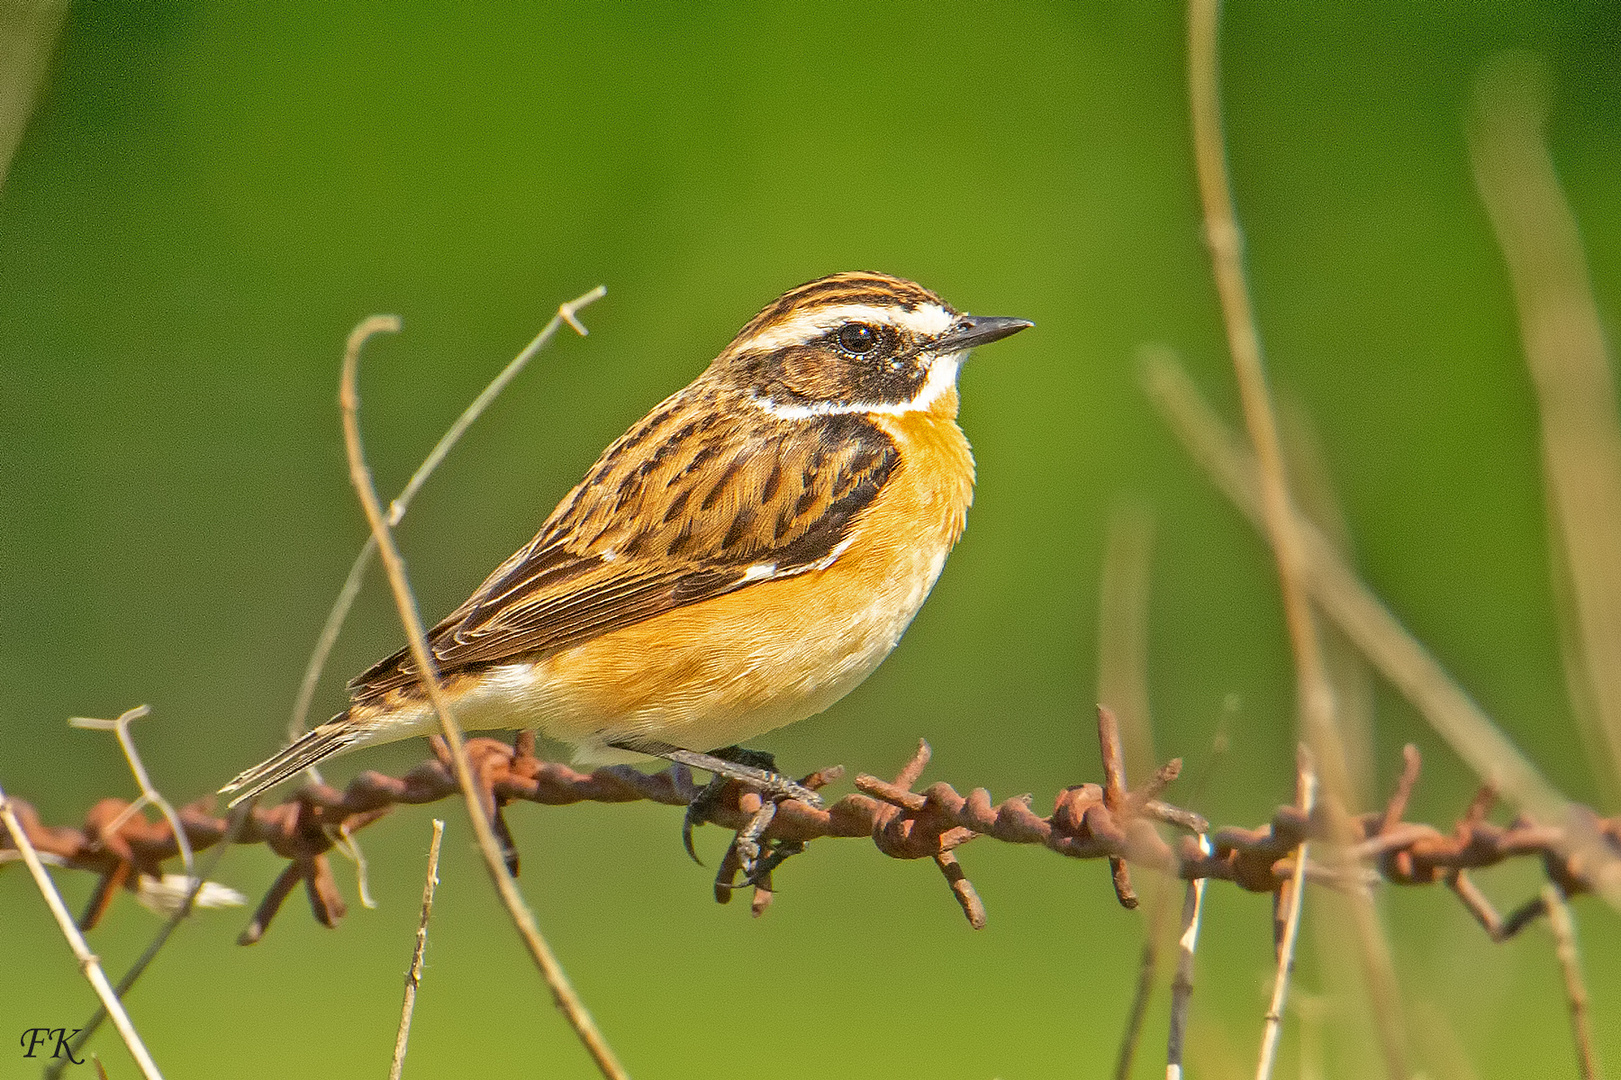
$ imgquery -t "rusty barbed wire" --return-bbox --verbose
[3,709,1618,944]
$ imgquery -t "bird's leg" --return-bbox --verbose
[611,740,823,806]
[607,740,823,869]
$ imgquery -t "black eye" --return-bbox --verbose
[837,323,880,354]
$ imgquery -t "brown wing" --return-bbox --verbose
[347,387,898,704]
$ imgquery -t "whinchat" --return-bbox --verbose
[222,272,1030,807]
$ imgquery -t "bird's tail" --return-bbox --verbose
[219,713,360,808]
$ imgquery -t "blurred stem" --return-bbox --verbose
[1186,2,1410,1072]
[1472,53,1621,808]
[0,0,65,186]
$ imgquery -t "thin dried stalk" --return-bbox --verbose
[0,782,164,1080]
[1542,884,1601,1080]
[1166,833,1212,1080]
[1256,748,1316,1080]
[1186,0,1336,782]
[341,315,629,1080]
[40,292,612,1073]
[1117,924,1160,1080]
[1471,55,1621,806]
[390,819,446,1080]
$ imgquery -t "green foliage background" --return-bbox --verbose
[2,3,1619,1077]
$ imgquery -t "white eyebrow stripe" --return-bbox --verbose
[748,353,964,419]
[732,302,955,354]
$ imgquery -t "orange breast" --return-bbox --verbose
[525,392,976,760]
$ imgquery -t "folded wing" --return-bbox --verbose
[348,393,897,705]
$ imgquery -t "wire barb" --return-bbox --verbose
[8,737,1614,943]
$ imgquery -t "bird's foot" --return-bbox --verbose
[607,740,823,877]
[716,798,808,896]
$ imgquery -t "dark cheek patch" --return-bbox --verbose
[844,356,929,405]
[760,344,931,407]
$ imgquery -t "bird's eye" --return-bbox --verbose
[836,323,881,354]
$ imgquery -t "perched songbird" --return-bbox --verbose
[221,272,1030,808]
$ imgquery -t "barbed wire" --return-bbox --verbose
[4,708,1616,946]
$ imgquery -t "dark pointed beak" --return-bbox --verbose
[934,315,1034,354]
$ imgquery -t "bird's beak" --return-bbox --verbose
[934,315,1034,354]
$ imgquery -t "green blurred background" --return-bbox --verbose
[3,2,1619,1077]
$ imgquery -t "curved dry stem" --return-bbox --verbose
[341,315,629,1080]
[1541,884,1601,1080]
[288,285,607,743]
[1143,352,1621,910]
[47,804,252,1080]
[1472,54,1621,808]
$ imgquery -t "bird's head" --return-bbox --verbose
[712,272,1031,419]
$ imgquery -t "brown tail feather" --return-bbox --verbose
[219,714,359,807]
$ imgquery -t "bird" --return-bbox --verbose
[220,271,1030,810]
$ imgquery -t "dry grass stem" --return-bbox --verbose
[1471,55,1621,805]
[1116,918,1161,1080]
[390,818,446,1080]
[1280,398,1378,806]
[1166,832,1212,1080]
[1255,747,1316,1080]
[1142,353,1621,907]
[1542,884,1602,1080]
[341,315,630,1080]
[282,287,601,905]
[0,781,164,1080]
